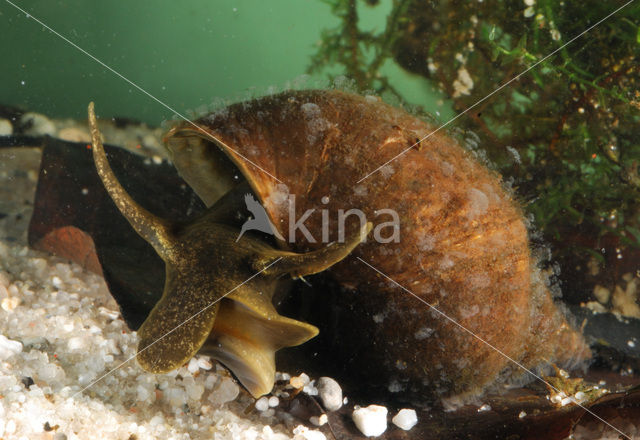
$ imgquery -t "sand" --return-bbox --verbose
[0,119,327,440]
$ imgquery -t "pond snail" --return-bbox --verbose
[87,89,590,401]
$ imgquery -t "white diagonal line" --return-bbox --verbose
[356,0,636,183]
[5,2,634,437]
[2,0,283,184]
[71,257,282,398]
[357,256,631,440]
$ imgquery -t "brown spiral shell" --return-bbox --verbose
[165,89,590,399]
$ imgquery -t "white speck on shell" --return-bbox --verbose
[414,327,434,340]
[467,188,489,218]
[560,396,573,406]
[574,391,587,403]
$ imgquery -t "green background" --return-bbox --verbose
[0,0,444,125]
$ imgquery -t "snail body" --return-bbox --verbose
[90,89,590,401]
[88,102,371,398]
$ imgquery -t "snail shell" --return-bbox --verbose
[165,89,590,399]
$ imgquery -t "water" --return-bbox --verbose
[0,0,443,124]
[1,1,639,439]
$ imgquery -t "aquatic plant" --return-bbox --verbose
[309,0,640,298]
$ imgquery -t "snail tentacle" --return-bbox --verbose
[254,221,373,279]
[88,102,176,262]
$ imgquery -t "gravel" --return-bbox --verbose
[21,112,57,137]
[352,404,388,437]
[0,130,330,440]
[316,376,343,411]
[391,408,418,431]
[0,231,319,439]
[0,119,12,136]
